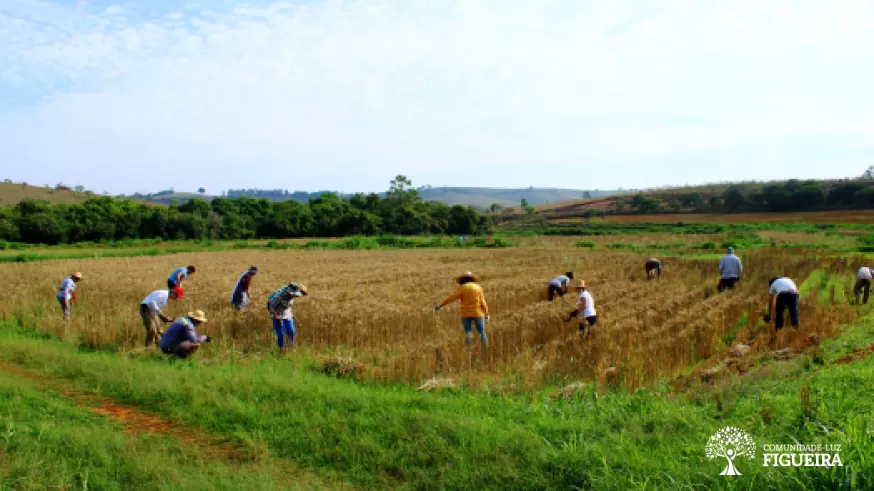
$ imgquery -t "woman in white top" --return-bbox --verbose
[854,266,872,305]
[573,280,597,339]
[767,277,799,330]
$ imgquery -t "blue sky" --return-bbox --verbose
[1,0,873,195]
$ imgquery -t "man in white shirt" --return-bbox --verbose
[718,248,743,292]
[56,272,83,321]
[767,277,800,329]
[854,266,872,305]
[547,272,574,301]
[140,287,182,348]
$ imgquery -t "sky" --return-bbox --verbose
[1,0,873,195]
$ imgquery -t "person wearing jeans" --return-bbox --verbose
[266,283,308,350]
[56,272,82,321]
[434,271,490,353]
[767,277,800,329]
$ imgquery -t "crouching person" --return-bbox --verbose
[160,310,211,359]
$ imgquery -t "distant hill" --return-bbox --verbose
[0,181,98,206]
[129,187,617,209]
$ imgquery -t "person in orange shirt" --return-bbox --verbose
[435,271,489,352]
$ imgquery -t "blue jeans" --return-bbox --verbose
[462,317,487,346]
[272,318,295,348]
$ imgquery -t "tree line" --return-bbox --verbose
[0,176,491,245]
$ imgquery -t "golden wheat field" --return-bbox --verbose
[0,237,864,391]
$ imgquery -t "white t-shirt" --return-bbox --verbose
[857,267,873,281]
[576,291,596,317]
[549,275,570,288]
[57,277,76,301]
[769,278,798,295]
[141,290,170,313]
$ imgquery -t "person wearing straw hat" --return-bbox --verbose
[231,266,258,310]
[434,272,490,352]
[547,272,574,301]
[140,286,183,348]
[645,258,661,280]
[160,309,211,358]
[266,282,308,350]
[56,272,83,321]
[718,247,742,292]
[570,280,597,339]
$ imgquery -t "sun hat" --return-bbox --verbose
[456,271,479,283]
[187,309,208,323]
[573,279,589,289]
[71,272,83,279]
[296,283,308,295]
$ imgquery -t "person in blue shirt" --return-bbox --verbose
[168,265,196,290]
[160,309,211,358]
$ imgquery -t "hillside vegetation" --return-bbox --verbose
[0,182,96,206]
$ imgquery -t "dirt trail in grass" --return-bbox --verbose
[0,360,250,460]
[833,342,874,365]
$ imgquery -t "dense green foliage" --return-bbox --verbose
[0,176,491,245]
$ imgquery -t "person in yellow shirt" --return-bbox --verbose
[434,271,489,351]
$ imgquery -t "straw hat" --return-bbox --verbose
[296,283,308,295]
[187,309,208,323]
[456,272,479,283]
[71,272,83,279]
[573,279,589,289]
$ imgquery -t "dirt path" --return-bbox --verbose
[833,342,874,365]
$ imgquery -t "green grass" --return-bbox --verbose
[0,370,339,490]
[0,314,872,490]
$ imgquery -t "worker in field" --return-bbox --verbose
[56,272,82,321]
[160,309,211,359]
[567,280,597,339]
[645,258,661,280]
[765,276,800,329]
[167,265,196,290]
[434,272,489,353]
[231,266,258,310]
[854,266,872,305]
[140,286,182,348]
[266,282,308,350]
[547,272,574,301]
[718,247,742,292]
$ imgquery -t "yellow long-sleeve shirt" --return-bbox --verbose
[439,283,489,318]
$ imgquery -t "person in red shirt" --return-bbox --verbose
[231,266,258,310]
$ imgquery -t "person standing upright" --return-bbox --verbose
[231,266,258,310]
[168,265,196,290]
[854,266,872,305]
[57,272,83,321]
[718,247,742,292]
[434,272,490,353]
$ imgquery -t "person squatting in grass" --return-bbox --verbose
[266,282,308,350]
[645,258,661,280]
[167,265,196,290]
[765,276,800,330]
[231,266,258,310]
[160,309,211,358]
[547,272,574,301]
[140,287,182,348]
[56,272,82,321]
[718,247,743,292]
[854,266,872,305]
[573,280,597,339]
[435,271,490,353]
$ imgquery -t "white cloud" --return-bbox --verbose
[105,5,123,14]
[0,0,873,194]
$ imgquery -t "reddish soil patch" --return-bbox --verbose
[549,210,874,224]
[833,343,874,365]
[0,361,250,461]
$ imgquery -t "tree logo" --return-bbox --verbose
[706,426,756,476]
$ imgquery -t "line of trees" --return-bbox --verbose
[0,176,491,245]
[619,179,874,214]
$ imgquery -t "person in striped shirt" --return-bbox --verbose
[57,272,82,321]
[231,266,258,310]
